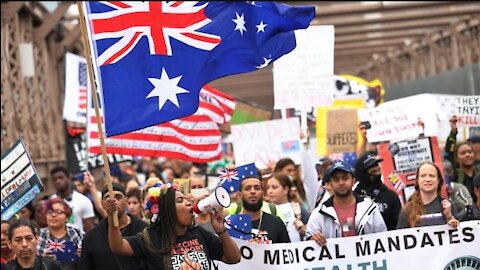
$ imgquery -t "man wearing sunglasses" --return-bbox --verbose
[79,183,148,270]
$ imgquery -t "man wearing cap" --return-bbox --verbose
[354,152,402,231]
[79,183,148,270]
[305,160,386,246]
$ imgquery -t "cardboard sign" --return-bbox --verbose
[273,25,334,109]
[455,95,480,126]
[1,140,44,221]
[63,53,89,124]
[326,109,358,154]
[316,99,365,157]
[378,136,445,204]
[231,118,302,170]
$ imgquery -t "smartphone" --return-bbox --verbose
[360,121,372,130]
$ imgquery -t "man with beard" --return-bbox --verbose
[239,176,290,243]
[353,152,401,230]
[79,183,148,270]
[305,160,386,246]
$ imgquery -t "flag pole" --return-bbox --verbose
[76,1,119,227]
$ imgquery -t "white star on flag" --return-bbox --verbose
[256,21,267,33]
[233,12,247,35]
[147,68,189,110]
[255,57,272,69]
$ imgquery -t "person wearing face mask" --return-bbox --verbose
[353,152,401,231]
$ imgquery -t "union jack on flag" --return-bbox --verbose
[219,169,239,183]
[46,239,65,253]
[83,1,315,137]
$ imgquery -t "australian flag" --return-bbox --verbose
[84,1,315,136]
[221,162,258,192]
[225,214,252,240]
[46,239,79,263]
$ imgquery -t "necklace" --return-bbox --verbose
[256,212,263,230]
[120,216,131,234]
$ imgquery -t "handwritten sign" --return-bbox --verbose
[273,25,334,109]
[455,95,480,126]
[231,119,302,170]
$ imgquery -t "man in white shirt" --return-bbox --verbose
[50,166,96,232]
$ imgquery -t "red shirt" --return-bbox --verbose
[334,201,357,237]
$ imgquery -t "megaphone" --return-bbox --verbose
[193,186,231,214]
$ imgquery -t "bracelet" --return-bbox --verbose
[216,228,227,235]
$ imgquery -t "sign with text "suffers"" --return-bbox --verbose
[217,221,479,270]
[1,140,44,221]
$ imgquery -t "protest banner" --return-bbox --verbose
[231,118,302,170]
[378,136,445,204]
[316,99,365,157]
[1,140,44,221]
[455,95,480,127]
[217,221,480,270]
[66,131,132,174]
[63,52,88,124]
[273,25,334,109]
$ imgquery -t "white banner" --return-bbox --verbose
[217,221,480,270]
[231,118,302,170]
[63,52,88,124]
[273,25,334,109]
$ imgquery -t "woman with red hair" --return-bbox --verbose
[36,198,84,270]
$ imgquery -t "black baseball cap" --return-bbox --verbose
[101,182,126,198]
[355,152,383,174]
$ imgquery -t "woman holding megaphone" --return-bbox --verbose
[102,183,241,270]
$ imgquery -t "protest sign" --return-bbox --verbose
[378,136,445,203]
[455,95,480,127]
[273,25,334,109]
[217,221,480,270]
[316,99,365,157]
[63,52,88,124]
[231,118,302,170]
[66,131,132,174]
[1,140,44,221]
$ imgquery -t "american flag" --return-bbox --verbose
[78,62,87,110]
[87,85,235,163]
[82,1,315,137]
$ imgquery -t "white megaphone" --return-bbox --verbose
[193,186,231,214]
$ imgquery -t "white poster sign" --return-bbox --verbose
[273,25,334,109]
[63,52,88,124]
[231,118,302,170]
[455,95,480,127]
[217,221,480,270]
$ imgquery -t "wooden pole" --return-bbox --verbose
[76,1,119,227]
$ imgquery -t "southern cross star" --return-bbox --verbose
[233,12,247,35]
[147,68,189,110]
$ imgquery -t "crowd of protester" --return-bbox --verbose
[1,114,479,270]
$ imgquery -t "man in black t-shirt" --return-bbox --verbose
[79,183,148,270]
[239,175,290,243]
